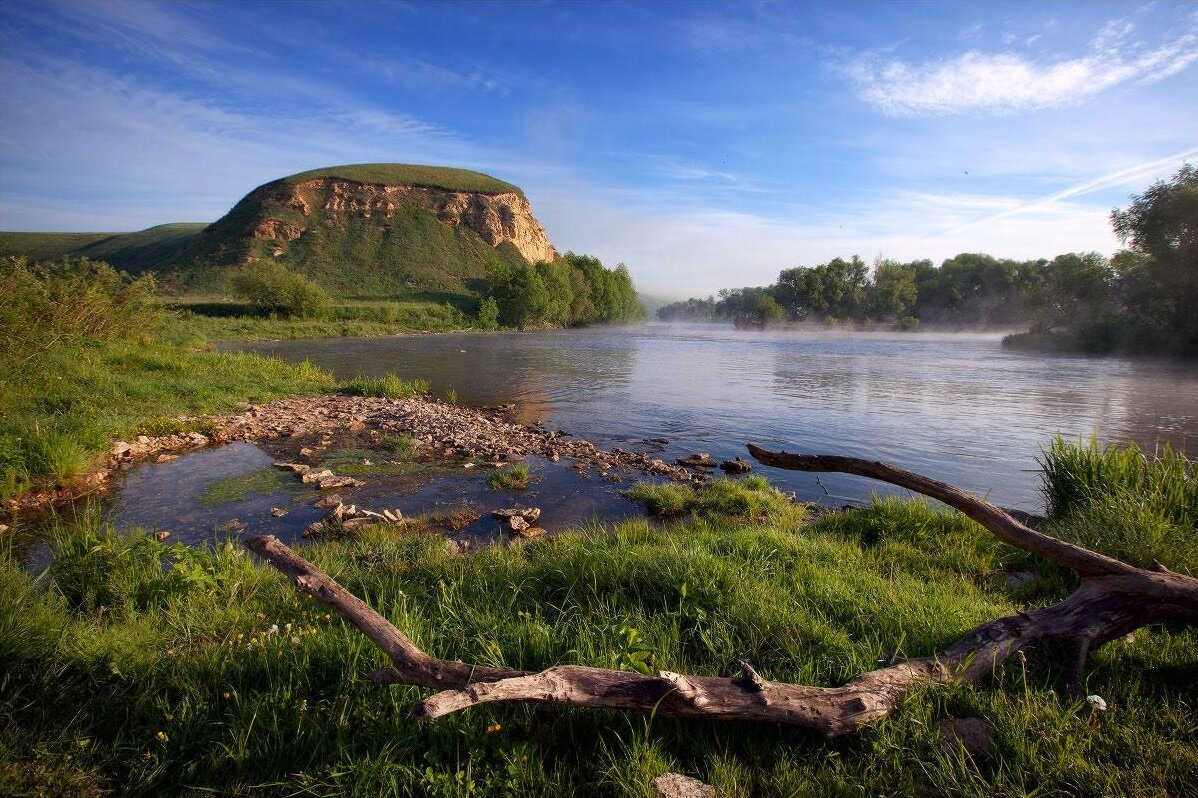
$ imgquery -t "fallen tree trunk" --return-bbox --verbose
[244,445,1198,737]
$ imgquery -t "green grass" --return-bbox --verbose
[339,374,430,400]
[623,475,793,519]
[281,163,523,195]
[488,463,530,490]
[1038,437,1197,574]
[2,494,1194,797]
[0,332,335,501]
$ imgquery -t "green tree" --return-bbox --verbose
[868,259,918,321]
[477,296,500,330]
[1111,164,1198,345]
[1027,252,1114,333]
[230,261,330,319]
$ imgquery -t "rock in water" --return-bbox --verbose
[720,457,752,474]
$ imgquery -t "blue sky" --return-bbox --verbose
[1,0,1195,298]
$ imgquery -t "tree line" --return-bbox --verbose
[658,165,1196,355]
[481,252,647,329]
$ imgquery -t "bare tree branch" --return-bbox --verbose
[244,447,1198,737]
[746,443,1137,578]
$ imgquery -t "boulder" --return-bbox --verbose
[653,773,714,798]
[676,453,714,468]
[317,475,364,489]
[720,457,752,474]
[275,462,311,474]
[301,469,335,484]
[492,507,541,523]
[936,717,994,758]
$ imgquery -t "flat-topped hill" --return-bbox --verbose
[179,163,555,295]
[279,164,524,196]
[1,165,557,298]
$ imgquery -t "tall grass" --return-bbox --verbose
[1039,437,1197,573]
[0,256,337,500]
[339,373,430,399]
[2,499,1194,796]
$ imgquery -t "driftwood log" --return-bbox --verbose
[244,444,1198,738]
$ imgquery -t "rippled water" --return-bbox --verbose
[230,324,1198,512]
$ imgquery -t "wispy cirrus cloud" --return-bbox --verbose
[848,17,1198,115]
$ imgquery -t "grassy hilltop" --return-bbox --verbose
[279,163,525,195]
[1,164,542,299]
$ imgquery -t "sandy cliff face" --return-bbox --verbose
[251,179,556,263]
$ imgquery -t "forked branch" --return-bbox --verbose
[244,446,1198,737]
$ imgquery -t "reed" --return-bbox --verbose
[1039,437,1197,573]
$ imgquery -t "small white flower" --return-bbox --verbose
[1086,694,1108,712]
[265,624,279,636]
[290,635,301,645]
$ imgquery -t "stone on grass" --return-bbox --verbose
[653,773,714,798]
[936,717,994,758]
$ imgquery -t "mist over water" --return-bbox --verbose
[228,324,1198,512]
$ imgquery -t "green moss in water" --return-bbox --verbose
[198,467,299,508]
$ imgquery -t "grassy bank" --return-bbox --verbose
[0,258,337,502]
[3,473,1195,797]
[159,295,481,343]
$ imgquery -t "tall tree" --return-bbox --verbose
[1110,164,1198,345]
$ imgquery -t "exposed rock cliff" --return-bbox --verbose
[266,179,556,264]
[182,164,556,294]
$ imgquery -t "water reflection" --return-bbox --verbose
[227,325,1198,511]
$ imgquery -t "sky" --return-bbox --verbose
[0,0,1195,299]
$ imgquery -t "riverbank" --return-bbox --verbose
[5,392,706,518]
[5,467,1195,797]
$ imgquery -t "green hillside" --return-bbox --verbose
[0,231,117,262]
[281,163,523,195]
[0,224,207,273]
[3,164,547,299]
[177,164,539,297]
[75,223,207,273]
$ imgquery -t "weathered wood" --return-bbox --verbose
[745,444,1137,578]
[243,446,1198,737]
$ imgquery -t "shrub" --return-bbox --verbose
[229,261,331,319]
[477,296,500,330]
[0,255,158,359]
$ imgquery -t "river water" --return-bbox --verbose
[228,324,1198,513]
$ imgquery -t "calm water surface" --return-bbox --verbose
[230,325,1198,512]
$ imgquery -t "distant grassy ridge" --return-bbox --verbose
[280,163,524,195]
[0,232,115,262]
[0,224,208,275]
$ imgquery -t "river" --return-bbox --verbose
[227,324,1198,513]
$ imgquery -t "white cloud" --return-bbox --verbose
[849,19,1197,114]
[0,55,484,229]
